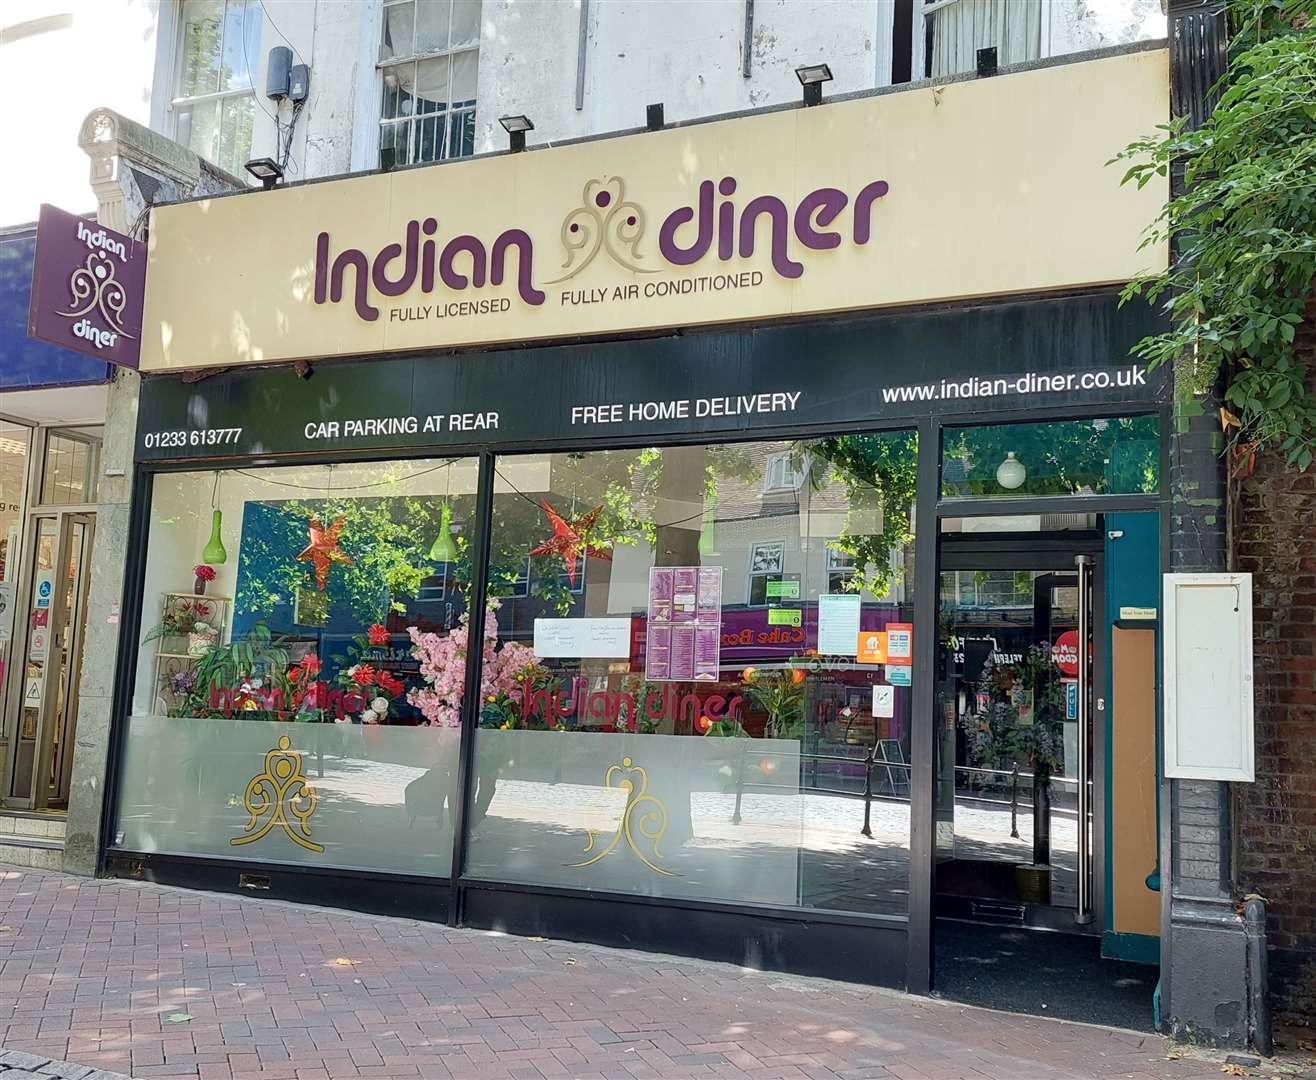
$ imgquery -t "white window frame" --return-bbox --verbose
[377,0,480,169]
[762,452,806,495]
[747,540,786,606]
[826,545,857,593]
[169,0,262,177]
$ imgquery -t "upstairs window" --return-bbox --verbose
[762,453,806,495]
[923,0,1041,78]
[172,0,261,177]
[379,0,480,168]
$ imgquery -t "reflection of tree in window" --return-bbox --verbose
[795,431,918,599]
[942,417,1160,498]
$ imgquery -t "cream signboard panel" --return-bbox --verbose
[140,48,1168,373]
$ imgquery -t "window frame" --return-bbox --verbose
[376,0,480,169]
[169,0,262,177]
[762,452,805,495]
[747,539,787,606]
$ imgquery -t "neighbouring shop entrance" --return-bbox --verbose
[5,510,96,808]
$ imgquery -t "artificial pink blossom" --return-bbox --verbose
[407,606,538,727]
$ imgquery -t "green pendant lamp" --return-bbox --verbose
[202,475,227,564]
[202,510,228,564]
[429,500,458,563]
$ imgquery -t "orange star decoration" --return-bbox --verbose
[529,500,612,587]
[297,516,353,591]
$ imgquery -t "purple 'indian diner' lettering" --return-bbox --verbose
[314,222,546,321]
[313,175,888,321]
[656,176,890,277]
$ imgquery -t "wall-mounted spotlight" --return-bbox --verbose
[499,114,534,152]
[794,63,833,107]
[293,359,313,380]
[976,46,998,78]
[646,103,664,131]
[244,157,284,190]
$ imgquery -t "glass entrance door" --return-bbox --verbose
[4,512,95,808]
[934,556,1096,925]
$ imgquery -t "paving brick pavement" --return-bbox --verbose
[0,866,1245,1080]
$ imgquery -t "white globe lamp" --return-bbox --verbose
[996,452,1026,491]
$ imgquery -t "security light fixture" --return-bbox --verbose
[976,46,998,78]
[646,103,665,131]
[244,157,284,190]
[499,114,534,152]
[794,63,833,107]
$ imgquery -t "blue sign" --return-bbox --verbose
[1,223,111,391]
[1065,679,1078,720]
[886,666,912,687]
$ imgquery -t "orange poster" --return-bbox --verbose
[856,631,888,665]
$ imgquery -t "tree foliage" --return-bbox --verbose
[1113,0,1316,470]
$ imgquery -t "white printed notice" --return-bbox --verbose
[534,617,632,658]
[646,566,723,681]
[817,593,861,656]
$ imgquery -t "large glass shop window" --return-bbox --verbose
[464,434,917,916]
[116,459,476,877]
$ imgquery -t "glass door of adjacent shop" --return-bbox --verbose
[3,511,95,809]
[934,540,1102,929]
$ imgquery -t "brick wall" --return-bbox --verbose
[1233,302,1316,1018]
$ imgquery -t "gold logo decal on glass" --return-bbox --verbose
[230,735,324,854]
[570,756,675,876]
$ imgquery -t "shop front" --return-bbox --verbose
[1,221,113,825]
[103,45,1171,993]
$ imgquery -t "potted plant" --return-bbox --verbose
[960,642,1065,902]
[187,619,218,657]
[740,662,806,740]
[193,563,216,596]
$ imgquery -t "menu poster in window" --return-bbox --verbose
[646,566,723,681]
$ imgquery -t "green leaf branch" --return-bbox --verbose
[1112,1,1316,470]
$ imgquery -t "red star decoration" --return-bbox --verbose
[529,500,612,587]
[297,516,353,591]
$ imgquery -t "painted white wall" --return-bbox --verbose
[472,0,890,155]
[141,0,1166,182]
[0,0,161,224]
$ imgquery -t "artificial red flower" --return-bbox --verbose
[697,715,713,733]
[299,653,321,676]
[288,666,303,684]
[377,674,404,697]
[352,664,377,686]
[367,623,390,645]
[791,668,806,684]
[193,564,217,582]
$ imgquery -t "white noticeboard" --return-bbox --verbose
[533,617,632,659]
[1163,573,1254,782]
[817,593,861,656]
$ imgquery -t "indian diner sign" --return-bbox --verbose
[139,48,1169,373]
[28,204,146,369]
